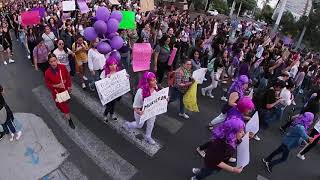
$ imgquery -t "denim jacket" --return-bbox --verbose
[282,125,309,150]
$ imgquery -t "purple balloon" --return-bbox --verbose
[107,32,118,39]
[110,11,122,22]
[94,20,108,34]
[96,7,110,22]
[107,18,119,34]
[110,36,124,50]
[84,27,97,41]
[110,50,121,61]
[97,42,112,54]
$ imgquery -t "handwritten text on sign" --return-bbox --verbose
[95,70,130,105]
[140,87,169,123]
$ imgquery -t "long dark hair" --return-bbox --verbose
[57,39,69,54]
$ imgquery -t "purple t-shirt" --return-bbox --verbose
[33,45,50,63]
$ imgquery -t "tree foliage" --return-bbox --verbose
[280,11,299,37]
[256,5,274,24]
[209,0,229,14]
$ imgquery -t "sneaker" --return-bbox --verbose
[292,100,296,106]
[299,89,303,94]
[103,116,108,122]
[191,176,198,180]
[0,132,3,141]
[196,147,205,158]
[179,113,189,119]
[27,55,31,59]
[83,76,88,81]
[145,137,156,145]
[68,119,75,129]
[201,88,206,96]
[279,126,285,134]
[203,78,207,81]
[263,159,272,173]
[110,114,117,121]
[15,131,22,140]
[229,157,236,163]
[3,61,7,65]
[9,133,14,142]
[222,81,227,84]
[81,83,86,89]
[221,96,228,102]
[297,153,305,160]
[253,135,261,141]
[192,168,201,174]
[208,94,214,99]
[8,59,15,63]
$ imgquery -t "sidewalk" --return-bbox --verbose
[0,113,69,180]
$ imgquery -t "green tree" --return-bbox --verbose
[280,11,299,37]
[256,5,274,24]
[209,0,229,14]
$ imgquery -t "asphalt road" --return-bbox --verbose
[0,36,319,180]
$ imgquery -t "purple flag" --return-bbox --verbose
[77,1,89,14]
[32,7,46,18]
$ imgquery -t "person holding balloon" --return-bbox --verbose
[124,72,159,145]
[72,35,89,89]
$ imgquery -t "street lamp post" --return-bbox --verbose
[272,0,288,34]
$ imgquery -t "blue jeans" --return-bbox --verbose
[264,107,283,126]
[89,70,102,90]
[169,87,185,114]
[195,167,219,179]
[266,144,290,169]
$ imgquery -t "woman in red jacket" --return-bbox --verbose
[45,54,75,129]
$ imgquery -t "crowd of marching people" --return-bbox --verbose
[0,0,320,179]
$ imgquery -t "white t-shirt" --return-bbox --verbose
[255,45,264,59]
[53,48,72,72]
[42,32,56,51]
[88,48,105,71]
[280,87,292,106]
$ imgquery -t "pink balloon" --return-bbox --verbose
[110,36,124,50]
[96,7,110,22]
[110,11,122,22]
[94,20,108,34]
[84,27,97,41]
[97,42,112,54]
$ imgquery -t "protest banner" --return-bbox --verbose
[245,111,259,134]
[62,1,76,11]
[237,133,250,168]
[140,87,169,123]
[168,47,177,66]
[314,120,320,133]
[192,68,207,84]
[132,43,152,72]
[21,11,40,26]
[183,82,199,112]
[32,7,46,18]
[119,11,136,30]
[140,0,155,12]
[77,0,89,14]
[95,70,130,105]
[109,0,120,5]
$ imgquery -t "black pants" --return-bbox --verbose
[266,144,290,169]
[199,141,211,151]
[104,98,120,116]
[300,128,320,155]
[156,61,169,84]
[2,119,16,134]
[38,62,49,75]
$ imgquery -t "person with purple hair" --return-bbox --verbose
[209,75,249,128]
[100,56,123,122]
[191,117,245,180]
[124,71,159,145]
[263,112,315,173]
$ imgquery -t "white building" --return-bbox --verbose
[272,0,313,20]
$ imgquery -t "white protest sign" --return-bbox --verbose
[246,111,259,134]
[95,70,130,105]
[140,87,169,123]
[62,1,76,11]
[237,133,250,168]
[314,120,320,133]
[192,68,207,84]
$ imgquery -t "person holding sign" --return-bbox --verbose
[101,57,122,122]
[263,112,315,173]
[125,72,159,145]
[154,35,172,84]
[191,117,245,180]
[297,120,320,160]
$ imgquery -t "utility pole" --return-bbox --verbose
[237,0,243,18]
[229,0,236,18]
[272,0,288,34]
[294,0,312,50]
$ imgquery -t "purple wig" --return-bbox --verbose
[138,71,157,99]
[237,96,255,113]
[104,56,120,76]
[291,112,314,130]
[228,75,249,98]
[212,116,245,149]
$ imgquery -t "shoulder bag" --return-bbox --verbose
[55,69,71,103]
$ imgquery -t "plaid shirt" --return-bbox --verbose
[174,67,192,94]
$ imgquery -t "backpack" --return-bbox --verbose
[207,58,216,72]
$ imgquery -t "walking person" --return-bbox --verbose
[0,22,14,65]
[33,37,50,74]
[297,124,320,160]
[42,25,57,52]
[53,39,73,72]
[263,112,315,173]
[125,72,160,145]
[45,54,75,129]
[0,85,22,141]
[191,117,245,180]
[87,39,105,91]
[72,35,89,89]
[26,27,37,65]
